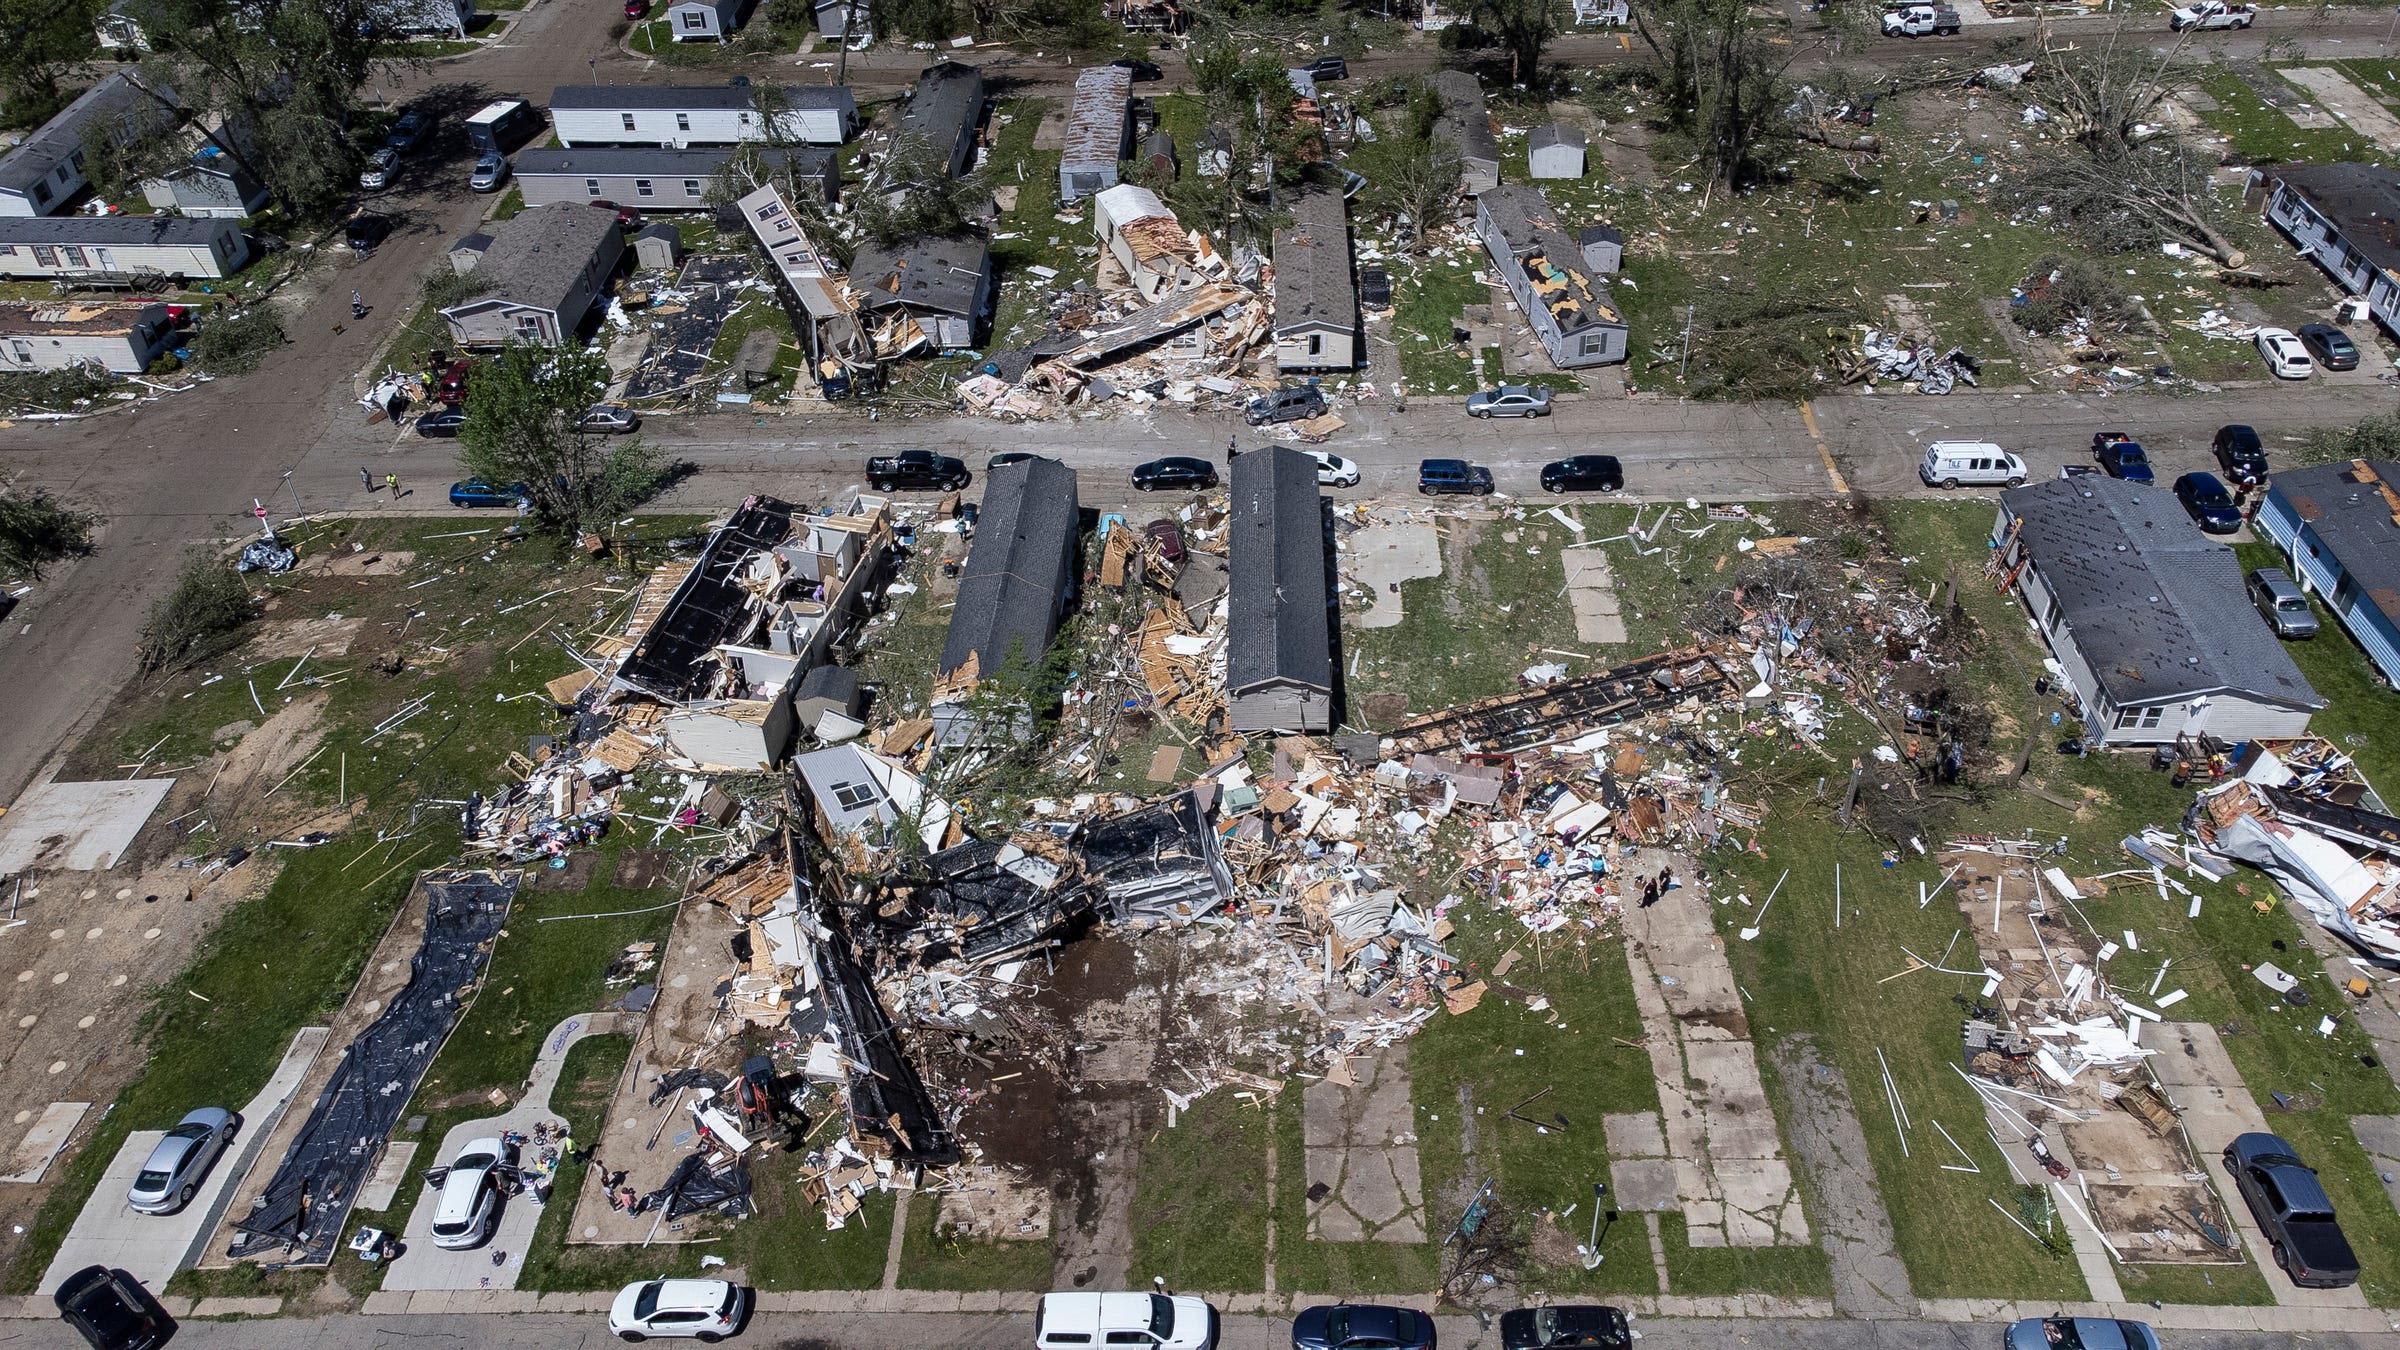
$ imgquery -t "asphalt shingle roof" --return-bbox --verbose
[849,233,989,319]
[0,72,164,198]
[899,63,984,163]
[1480,184,1622,337]
[2260,163,2400,275]
[1227,446,1333,697]
[2003,476,2323,710]
[1272,188,1354,335]
[2270,457,2400,628]
[941,456,1079,682]
[447,202,621,316]
[514,144,834,185]
[0,214,228,246]
[1429,70,1497,169]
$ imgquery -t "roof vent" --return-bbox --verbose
[2148,595,2161,603]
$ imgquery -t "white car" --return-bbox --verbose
[359,147,399,191]
[1307,450,1360,488]
[427,1136,511,1250]
[608,1278,749,1341]
[2256,326,2315,380]
[1036,1291,1216,1350]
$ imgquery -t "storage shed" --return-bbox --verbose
[1578,223,1622,274]
[632,222,684,271]
[1528,124,1586,179]
[1060,66,1133,202]
[1227,446,1335,733]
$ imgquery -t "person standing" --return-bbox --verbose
[384,472,400,497]
[360,466,373,493]
[351,290,367,319]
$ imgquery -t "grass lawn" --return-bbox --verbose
[1128,1092,1273,1292]
[898,1193,1054,1290]
[1390,253,1484,396]
[2235,540,2400,791]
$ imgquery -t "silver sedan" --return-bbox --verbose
[127,1107,240,1215]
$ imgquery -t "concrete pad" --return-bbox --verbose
[1609,1158,1679,1213]
[0,1101,88,1182]
[0,778,176,873]
[1560,549,1628,643]
[40,1026,327,1291]
[2349,1116,2400,1220]
[356,1141,419,1213]
[1603,1111,1666,1158]
[2282,67,2400,145]
[1302,1046,1426,1244]
[1347,524,1441,630]
[383,1012,613,1292]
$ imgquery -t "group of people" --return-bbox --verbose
[1636,866,1681,910]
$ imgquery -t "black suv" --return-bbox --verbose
[1244,385,1327,426]
[55,1266,173,1350]
[2213,423,2269,486]
[1418,458,1494,495]
[1540,455,1624,494]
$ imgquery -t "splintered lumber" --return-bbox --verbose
[1389,645,1736,753]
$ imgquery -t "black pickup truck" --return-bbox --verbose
[866,450,970,493]
[2225,1132,2361,1288]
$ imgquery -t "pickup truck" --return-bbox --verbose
[2169,0,2254,29]
[2225,1133,2360,1288]
[866,450,970,493]
[1882,4,1960,36]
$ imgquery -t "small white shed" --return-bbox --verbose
[668,0,748,40]
[1528,124,1587,180]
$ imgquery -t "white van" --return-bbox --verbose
[1920,440,2027,489]
[1035,1291,1216,1349]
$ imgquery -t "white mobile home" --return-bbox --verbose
[2252,163,2400,344]
[0,73,170,217]
[1271,188,1357,372]
[0,214,249,281]
[513,146,837,210]
[549,81,855,148]
[0,301,175,374]
[668,0,751,40]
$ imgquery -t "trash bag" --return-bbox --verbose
[238,538,297,573]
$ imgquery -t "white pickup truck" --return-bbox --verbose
[1881,3,1960,35]
[2169,0,2255,29]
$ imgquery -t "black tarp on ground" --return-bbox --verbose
[228,872,515,1265]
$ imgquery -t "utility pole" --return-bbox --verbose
[835,0,861,84]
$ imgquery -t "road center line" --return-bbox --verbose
[1798,401,1851,495]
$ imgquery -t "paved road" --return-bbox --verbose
[2,1311,2397,1349]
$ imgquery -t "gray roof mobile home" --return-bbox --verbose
[1475,185,1626,368]
[0,73,172,217]
[935,456,1080,742]
[898,64,986,179]
[0,213,249,280]
[1060,66,1133,202]
[1271,188,1356,372]
[549,81,855,147]
[668,0,751,39]
[439,203,625,347]
[849,233,994,351]
[1227,446,1334,733]
[514,146,836,210]
[1429,70,1499,197]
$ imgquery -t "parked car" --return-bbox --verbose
[1132,456,1219,491]
[1499,1305,1630,1349]
[344,212,395,255]
[1359,266,1391,309]
[1466,384,1553,418]
[1918,440,2025,489]
[865,449,969,492]
[53,1266,172,1350]
[987,451,1034,471]
[2297,322,2361,371]
[2224,1131,2360,1287]
[585,199,644,229]
[2256,326,2316,380]
[1290,1303,1432,1350]
[1418,458,1494,495]
[2004,1317,2160,1350]
[2213,423,2270,485]
[1143,518,1185,562]
[2168,0,2254,28]
[2092,433,2154,485]
[469,152,510,194]
[385,109,433,153]
[358,147,400,191]
[623,0,647,14]
[1539,455,1624,494]
[607,1278,749,1342]
[2173,471,2242,534]
[427,1136,512,1250]
[1109,56,1165,81]
[576,402,640,434]
[416,408,468,438]
[126,1108,240,1216]
[1246,385,1328,426]
[1308,450,1361,487]
[436,359,472,405]
[1305,55,1350,81]
[449,478,530,508]
[2248,567,2320,639]
[1037,1292,1215,1350]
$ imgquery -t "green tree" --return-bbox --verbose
[0,476,98,578]
[187,307,287,374]
[136,552,253,672]
[2295,414,2400,470]
[1634,0,1800,189]
[855,135,985,249]
[92,0,414,217]
[870,0,955,42]
[0,0,102,130]
[1168,45,1318,246]
[457,345,671,538]
[1467,0,1557,87]
[1348,80,1462,253]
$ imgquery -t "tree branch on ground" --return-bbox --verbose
[0,476,99,579]
[1349,82,1463,254]
[137,552,253,673]
[188,307,287,375]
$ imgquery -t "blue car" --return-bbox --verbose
[2004,1317,2159,1350]
[2093,433,2153,484]
[1418,458,1494,496]
[2173,471,2242,534]
[448,478,529,509]
[1291,1303,1434,1350]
